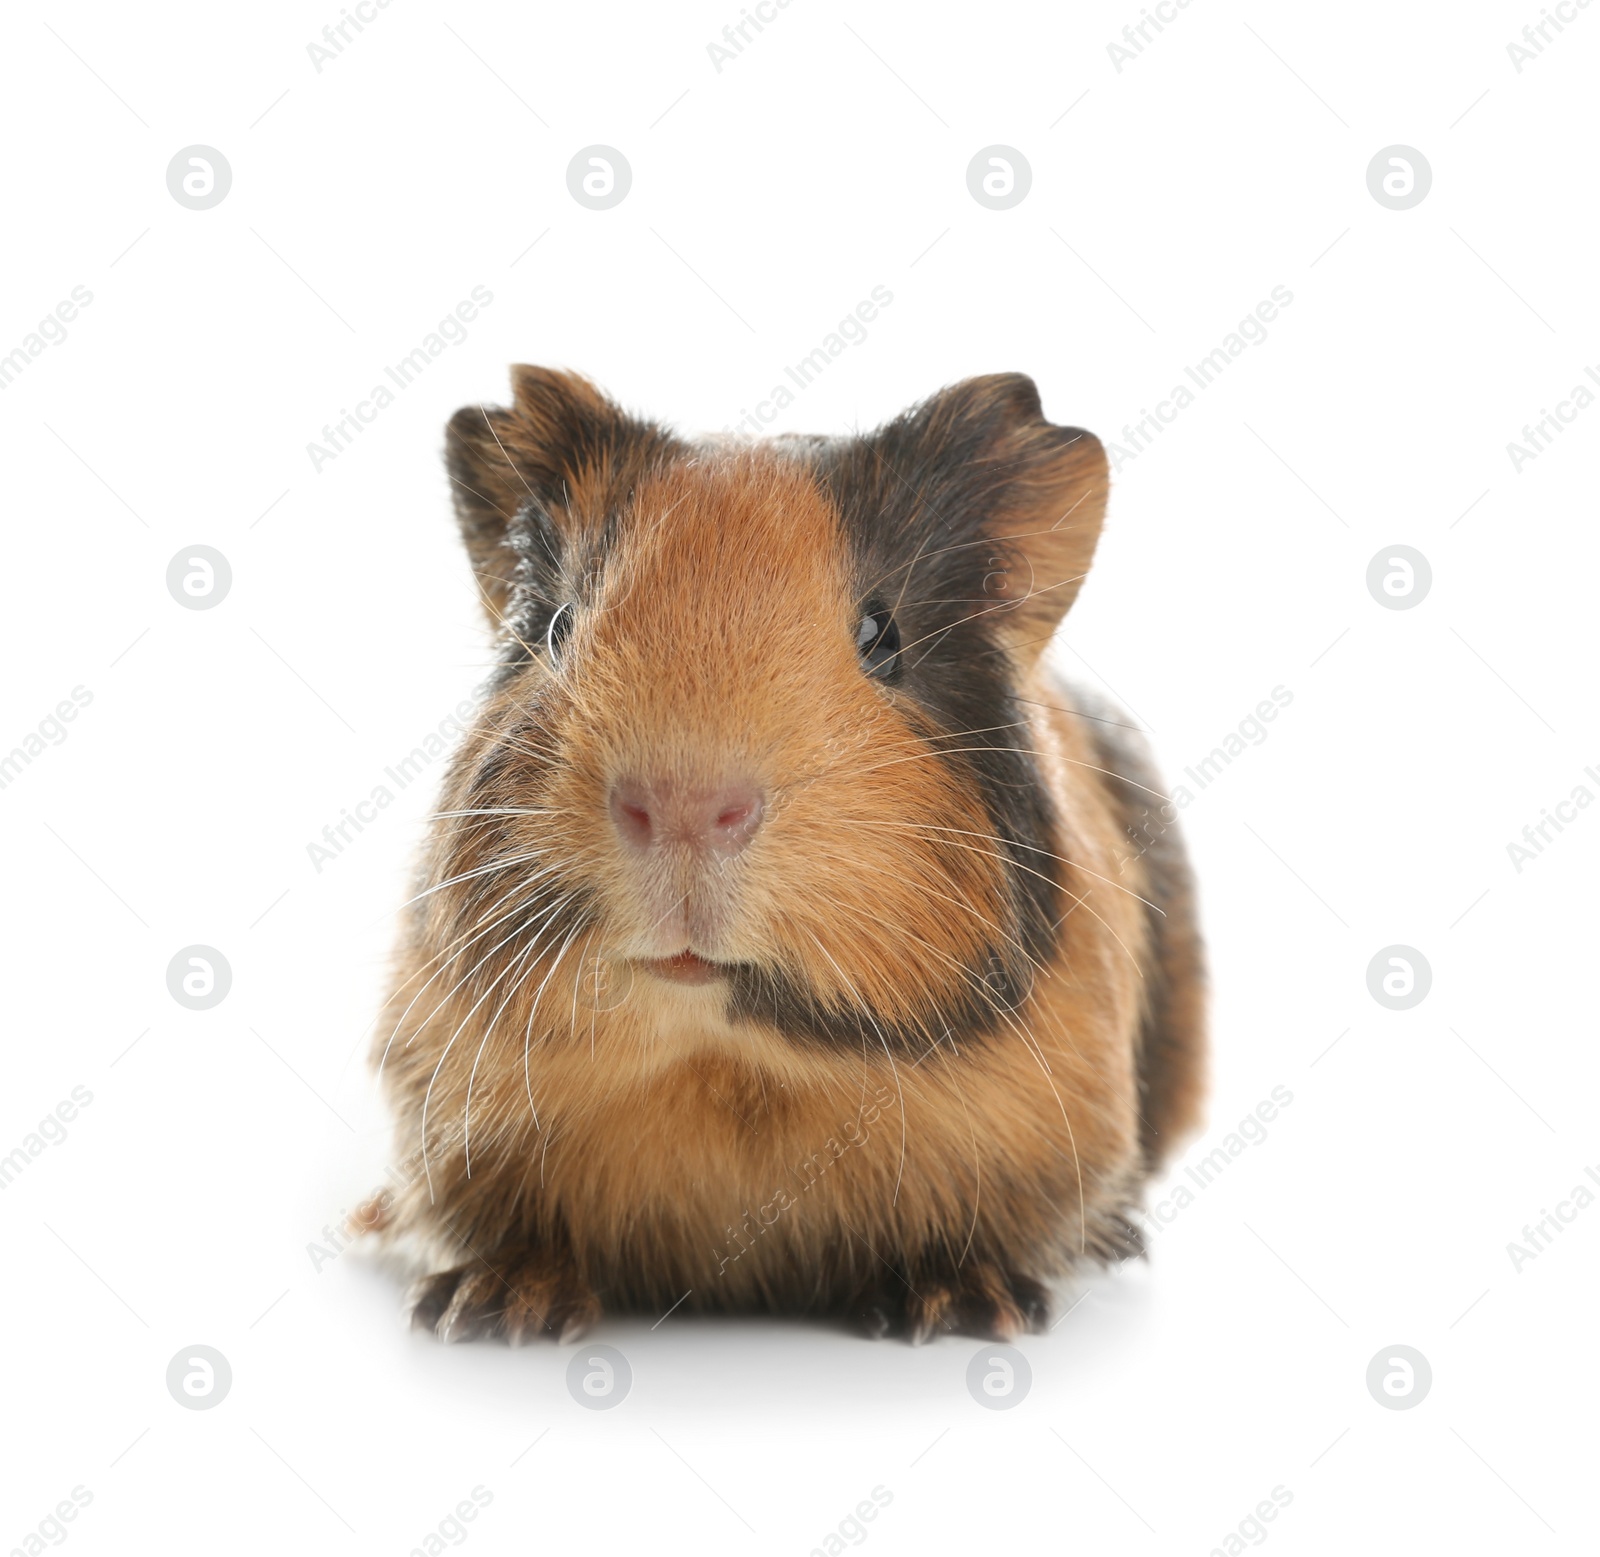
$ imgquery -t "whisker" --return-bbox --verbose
[421,890,584,1195]
[887,571,1090,663]
[841,742,1171,804]
[802,930,908,1207]
[1009,694,1146,734]
[426,807,553,822]
[388,851,555,917]
[813,870,1154,1157]
[519,920,589,1140]
[847,817,1164,914]
[800,882,1089,1253]
[789,845,1050,977]
[462,929,561,1174]
[378,873,568,1083]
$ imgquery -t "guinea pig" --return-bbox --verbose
[361,367,1206,1343]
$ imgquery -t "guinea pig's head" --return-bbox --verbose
[431,368,1107,1060]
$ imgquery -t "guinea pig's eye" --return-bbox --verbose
[545,602,576,662]
[855,607,900,680]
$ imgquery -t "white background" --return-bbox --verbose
[2,1,1596,1553]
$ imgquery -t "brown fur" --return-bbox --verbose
[364,370,1206,1342]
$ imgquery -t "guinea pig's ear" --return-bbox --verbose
[921,373,1109,664]
[444,368,658,625]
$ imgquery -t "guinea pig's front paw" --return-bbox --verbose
[855,1263,1051,1345]
[403,1253,601,1346]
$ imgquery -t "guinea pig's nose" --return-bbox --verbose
[609,776,765,858]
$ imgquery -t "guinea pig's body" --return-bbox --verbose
[365,369,1205,1343]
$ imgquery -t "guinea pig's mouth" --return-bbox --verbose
[636,950,725,986]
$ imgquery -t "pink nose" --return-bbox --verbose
[609,776,765,858]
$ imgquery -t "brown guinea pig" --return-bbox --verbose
[361,367,1206,1344]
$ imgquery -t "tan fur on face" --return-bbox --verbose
[438,452,1009,1031]
[370,372,1206,1336]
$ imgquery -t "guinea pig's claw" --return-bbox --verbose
[857,1265,1051,1342]
[986,1307,1026,1343]
[403,1256,604,1345]
[1011,1275,1053,1333]
[401,1266,500,1343]
[402,1271,452,1331]
[436,1306,479,1345]
[857,1302,893,1341]
[558,1312,596,1345]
